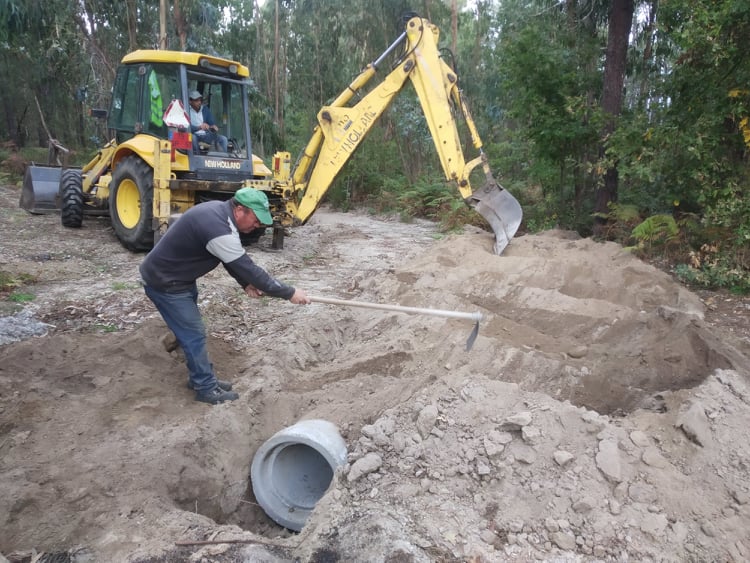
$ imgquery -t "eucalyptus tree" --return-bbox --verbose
[488,0,606,231]
[0,0,91,146]
[275,0,451,201]
[596,0,635,223]
[650,0,749,279]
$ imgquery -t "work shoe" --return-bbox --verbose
[187,379,233,392]
[195,387,239,405]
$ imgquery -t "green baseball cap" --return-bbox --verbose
[234,188,273,225]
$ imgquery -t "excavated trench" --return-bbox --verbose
[6,291,729,544]
[169,306,736,536]
[3,188,749,560]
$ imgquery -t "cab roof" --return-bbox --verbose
[121,50,250,78]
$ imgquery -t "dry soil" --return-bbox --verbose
[1,182,749,563]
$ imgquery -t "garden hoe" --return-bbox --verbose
[310,296,482,352]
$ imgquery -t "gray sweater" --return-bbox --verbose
[139,199,295,299]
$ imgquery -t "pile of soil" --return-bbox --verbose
[0,183,748,562]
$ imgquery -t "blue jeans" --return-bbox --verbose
[144,284,217,393]
[193,131,228,153]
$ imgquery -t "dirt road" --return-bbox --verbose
[1,183,749,562]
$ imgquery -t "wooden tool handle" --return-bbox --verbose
[310,296,482,323]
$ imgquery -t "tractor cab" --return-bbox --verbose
[108,50,256,180]
[20,49,272,253]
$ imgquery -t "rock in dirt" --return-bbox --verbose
[596,439,623,482]
[640,513,669,538]
[416,404,439,438]
[676,400,713,446]
[551,531,576,550]
[347,452,383,482]
[642,446,669,468]
[0,310,50,345]
[501,411,533,430]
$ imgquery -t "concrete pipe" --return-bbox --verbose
[251,419,347,531]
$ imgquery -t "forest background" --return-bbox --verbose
[0,0,747,293]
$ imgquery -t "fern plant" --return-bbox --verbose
[628,214,679,252]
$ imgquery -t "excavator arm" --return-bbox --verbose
[286,15,522,254]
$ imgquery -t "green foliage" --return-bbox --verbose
[395,176,455,219]
[8,291,35,303]
[0,270,36,294]
[628,214,679,252]
[597,203,749,293]
[593,202,643,242]
[488,0,604,232]
[371,174,486,233]
[607,203,642,224]
[111,281,140,291]
[247,85,282,157]
[0,0,747,293]
[674,262,750,295]
[315,124,404,211]
[0,146,58,184]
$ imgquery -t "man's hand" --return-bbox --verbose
[289,288,311,305]
[244,285,263,298]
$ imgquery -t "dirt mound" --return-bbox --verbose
[1,183,749,562]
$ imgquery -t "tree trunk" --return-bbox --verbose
[595,0,635,226]
[159,0,168,50]
[74,8,116,79]
[126,0,138,51]
[273,0,281,132]
[451,0,458,55]
[254,0,272,101]
[279,40,286,140]
[3,94,19,146]
[173,0,188,51]
[638,0,658,110]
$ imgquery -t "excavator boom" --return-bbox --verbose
[286,15,522,254]
[21,15,520,256]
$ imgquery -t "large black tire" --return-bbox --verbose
[109,155,154,251]
[59,169,84,228]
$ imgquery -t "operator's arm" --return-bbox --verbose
[249,285,309,304]
[206,234,296,299]
[202,107,219,132]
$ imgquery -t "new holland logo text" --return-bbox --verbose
[327,110,378,166]
[205,159,242,170]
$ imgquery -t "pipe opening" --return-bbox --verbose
[250,419,348,531]
[271,444,335,510]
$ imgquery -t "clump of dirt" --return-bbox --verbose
[0,183,749,562]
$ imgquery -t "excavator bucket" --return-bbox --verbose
[20,165,62,213]
[469,180,523,255]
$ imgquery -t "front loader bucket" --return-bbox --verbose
[469,181,523,255]
[20,165,62,214]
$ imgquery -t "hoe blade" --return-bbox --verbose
[20,165,62,214]
[470,181,523,255]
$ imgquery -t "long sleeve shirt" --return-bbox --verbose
[189,105,216,134]
[139,199,294,299]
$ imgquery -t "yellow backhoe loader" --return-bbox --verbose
[20,14,522,254]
